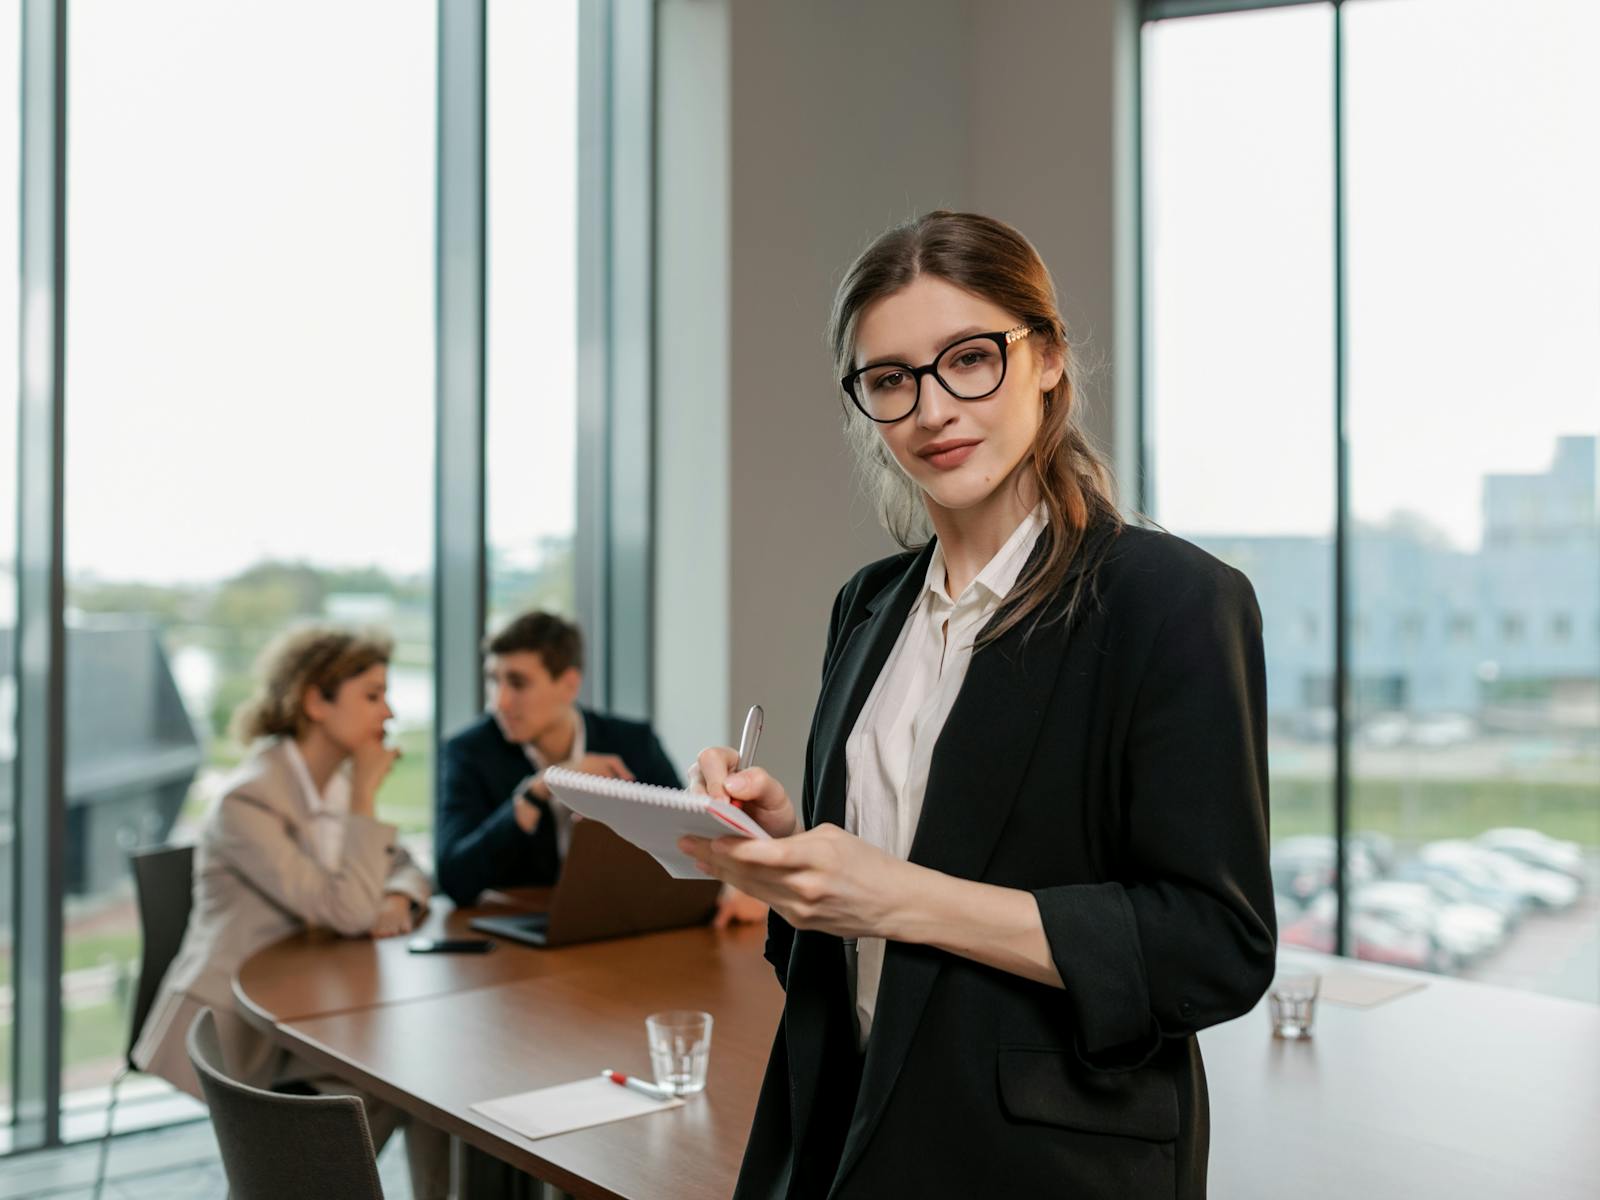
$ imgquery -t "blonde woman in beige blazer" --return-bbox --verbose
[134,625,446,1198]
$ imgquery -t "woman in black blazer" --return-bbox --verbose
[680,211,1275,1199]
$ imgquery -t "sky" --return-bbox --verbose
[1145,0,1598,551]
[1,0,1595,595]
[1,0,577,588]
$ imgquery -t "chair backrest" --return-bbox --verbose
[126,843,195,1064]
[187,1007,386,1200]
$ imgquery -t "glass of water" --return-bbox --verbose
[645,1010,714,1095]
[1268,971,1321,1040]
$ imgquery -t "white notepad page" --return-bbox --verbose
[471,1076,684,1140]
[542,766,770,879]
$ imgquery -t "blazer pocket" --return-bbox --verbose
[996,1046,1180,1143]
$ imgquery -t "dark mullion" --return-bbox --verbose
[574,0,612,712]
[433,0,489,754]
[1130,15,1150,521]
[13,0,68,1151]
[603,0,655,720]
[1331,0,1351,959]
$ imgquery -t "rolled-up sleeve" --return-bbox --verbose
[1033,564,1276,1069]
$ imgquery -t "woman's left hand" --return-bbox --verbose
[678,824,916,941]
[370,892,415,938]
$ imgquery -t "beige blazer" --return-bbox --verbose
[133,738,430,1098]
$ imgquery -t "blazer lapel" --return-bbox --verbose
[808,543,934,829]
[784,545,930,1163]
[831,514,1121,1191]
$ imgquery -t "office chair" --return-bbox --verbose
[94,843,195,1198]
[187,1006,386,1200]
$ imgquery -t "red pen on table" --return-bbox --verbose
[600,1070,675,1102]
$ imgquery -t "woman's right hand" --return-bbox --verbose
[687,746,797,839]
[350,739,401,816]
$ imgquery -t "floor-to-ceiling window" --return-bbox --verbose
[485,0,580,637]
[1142,2,1338,952]
[1143,0,1598,1001]
[0,0,20,1132]
[3,0,628,1158]
[61,0,437,1137]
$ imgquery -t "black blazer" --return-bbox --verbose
[433,709,682,906]
[734,514,1276,1200]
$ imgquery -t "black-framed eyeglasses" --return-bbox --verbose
[841,325,1033,424]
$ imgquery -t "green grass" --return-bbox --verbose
[381,730,435,835]
[1272,775,1600,846]
[0,934,143,990]
[62,1000,131,1072]
[0,1001,133,1094]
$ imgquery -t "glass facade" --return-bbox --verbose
[1143,1,1339,958]
[1143,0,1598,1001]
[485,0,580,636]
[59,0,437,1134]
[2,0,618,1156]
[1343,0,1598,994]
[0,2,19,1128]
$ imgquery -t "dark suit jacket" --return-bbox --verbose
[434,709,682,906]
[734,513,1276,1200]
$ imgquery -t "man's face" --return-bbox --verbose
[484,651,580,744]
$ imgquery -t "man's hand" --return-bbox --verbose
[370,893,415,938]
[512,788,543,834]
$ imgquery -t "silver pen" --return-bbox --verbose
[735,704,764,773]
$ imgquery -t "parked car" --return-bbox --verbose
[1389,860,1527,927]
[1281,896,1448,973]
[1409,713,1476,747]
[1475,828,1589,889]
[1274,890,1303,932]
[1350,830,1396,875]
[1353,881,1505,962]
[1420,840,1580,910]
[1271,835,1381,903]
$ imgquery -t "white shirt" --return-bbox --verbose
[843,504,1047,1047]
[282,739,352,873]
[524,710,587,860]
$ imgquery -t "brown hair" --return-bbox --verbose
[482,610,585,678]
[230,625,394,745]
[828,210,1125,646]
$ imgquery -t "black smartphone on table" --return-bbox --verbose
[407,936,495,954]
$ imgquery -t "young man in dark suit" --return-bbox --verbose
[434,611,765,927]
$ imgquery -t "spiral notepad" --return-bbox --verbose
[542,766,770,879]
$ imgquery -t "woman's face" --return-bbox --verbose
[304,663,393,752]
[852,274,1061,516]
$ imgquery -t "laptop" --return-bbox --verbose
[469,817,722,948]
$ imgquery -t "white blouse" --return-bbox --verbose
[843,504,1047,1047]
[282,738,352,873]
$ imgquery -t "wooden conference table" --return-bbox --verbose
[236,895,1598,1200]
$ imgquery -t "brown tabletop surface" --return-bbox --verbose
[237,906,1600,1200]
[236,896,781,1200]
[236,890,566,1026]
[279,928,780,1200]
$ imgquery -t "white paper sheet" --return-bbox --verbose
[471,1076,684,1141]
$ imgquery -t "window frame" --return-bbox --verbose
[7,0,652,1152]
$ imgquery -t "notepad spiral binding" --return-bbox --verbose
[542,766,706,811]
